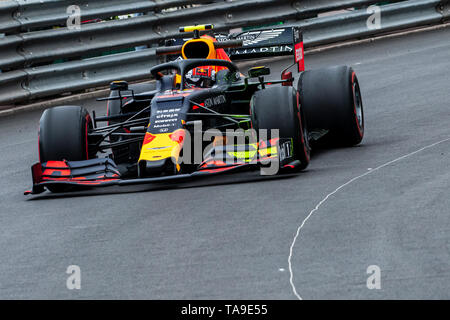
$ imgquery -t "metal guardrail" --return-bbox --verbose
[0,0,449,105]
[0,0,390,70]
[299,0,447,46]
[0,0,216,34]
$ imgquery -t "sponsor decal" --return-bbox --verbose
[193,67,210,77]
[152,107,182,133]
[231,45,293,56]
[295,44,303,63]
[204,95,226,108]
[236,29,285,46]
[279,139,292,162]
[293,27,305,72]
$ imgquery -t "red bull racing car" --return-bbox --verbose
[25,24,364,195]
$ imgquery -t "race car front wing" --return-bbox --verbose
[25,138,300,195]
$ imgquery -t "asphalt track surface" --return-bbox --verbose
[0,27,449,299]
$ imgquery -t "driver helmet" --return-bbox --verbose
[185,66,216,88]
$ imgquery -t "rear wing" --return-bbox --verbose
[224,26,305,72]
[161,26,305,72]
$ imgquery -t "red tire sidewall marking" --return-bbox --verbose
[352,72,363,138]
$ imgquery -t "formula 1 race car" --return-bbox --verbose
[25,24,364,195]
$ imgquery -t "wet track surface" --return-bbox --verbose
[0,27,449,299]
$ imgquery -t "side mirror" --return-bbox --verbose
[248,66,270,78]
[110,80,129,91]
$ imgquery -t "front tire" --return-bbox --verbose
[251,86,310,171]
[38,105,94,193]
[39,105,93,162]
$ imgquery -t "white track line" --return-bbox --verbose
[288,137,450,300]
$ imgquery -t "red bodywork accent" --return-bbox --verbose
[169,130,185,144]
[37,161,120,183]
[192,102,204,110]
[143,133,156,145]
[295,42,305,72]
[198,161,244,174]
[157,93,192,99]
[31,163,43,184]
[192,67,213,78]
[268,138,279,146]
[282,71,293,87]
[198,166,239,174]
[200,160,228,169]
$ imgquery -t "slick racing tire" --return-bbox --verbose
[39,105,93,162]
[39,105,93,193]
[298,66,364,146]
[251,85,310,171]
[108,82,156,164]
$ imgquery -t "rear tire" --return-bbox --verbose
[298,66,364,146]
[251,86,310,171]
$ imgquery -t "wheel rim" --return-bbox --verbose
[353,81,364,133]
